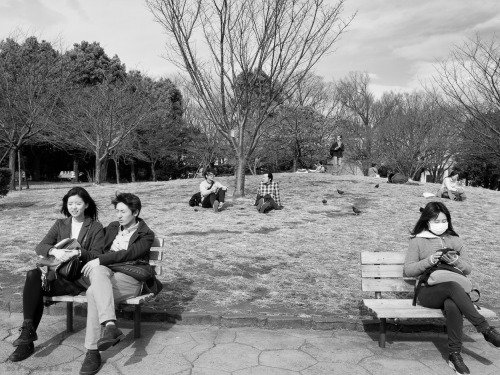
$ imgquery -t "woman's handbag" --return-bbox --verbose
[426,264,472,293]
[108,260,154,282]
[36,238,83,291]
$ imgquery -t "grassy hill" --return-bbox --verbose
[1,173,499,322]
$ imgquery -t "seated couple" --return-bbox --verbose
[9,187,155,375]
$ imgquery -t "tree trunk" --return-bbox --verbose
[94,151,101,184]
[17,148,22,191]
[100,158,109,183]
[292,158,298,172]
[234,155,247,197]
[151,162,156,182]
[114,158,120,184]
[8,148,16,191]
[73,159,79,183]
[130,160,136,182]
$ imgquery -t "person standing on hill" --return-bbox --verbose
[329,135,345,173]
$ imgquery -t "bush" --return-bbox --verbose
[0,168,12,198]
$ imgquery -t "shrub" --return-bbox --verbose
[0,168,12,198]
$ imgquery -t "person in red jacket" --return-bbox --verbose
[79,193,154,375]
[9,187,104,363]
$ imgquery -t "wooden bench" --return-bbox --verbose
[44,237,165,338]
[58,171,83,181]
[361,251,497,348]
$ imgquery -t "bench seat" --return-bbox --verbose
[361,251,497,348]
[44,237,164,338]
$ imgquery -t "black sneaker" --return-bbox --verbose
[259,202,271,213]
[448,352,470,375]
[483,327,500,348]
[80,350,101,375]
[13,320,37,346]
[96,324,124,351]
[8,343,34,362]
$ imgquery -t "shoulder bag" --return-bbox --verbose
[108,260,154,282]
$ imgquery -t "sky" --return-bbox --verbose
[1,0,500,98]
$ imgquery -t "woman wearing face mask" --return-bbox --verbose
[404,202,500,375]
[9,187,104,363]
[438,170,466,201]
[254,173,283,213]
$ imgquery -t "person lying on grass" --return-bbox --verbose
[404,201,500,375]
[308,161,326,173]
[9,187,105,363]
[254,173,283,213]
[199,169,228,213]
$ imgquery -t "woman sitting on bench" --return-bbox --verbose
[404,202,500,375]
[78,192,154,375]
[9,187,105,362]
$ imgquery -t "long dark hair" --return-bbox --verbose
[61,187,99,221]
[411,201,458,237]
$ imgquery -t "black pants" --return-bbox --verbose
[201,189,225,208]
[22,269,82,330]
[255,194,279,213]
[418,282,489,353]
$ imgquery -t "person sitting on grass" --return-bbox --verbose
[438,170,466,201]
[78,192,154,375]
[308,161,326,173]
[200,169,228,212]
[254,173,283,213]
[9,187,104,363]
[404,202,500,375]
[368,163,378,177]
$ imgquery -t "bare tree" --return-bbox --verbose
[335,71,379,174]
[434,35,500,166]
[60,79,154,184]
[146,0,354,195]
[376,91,460,179]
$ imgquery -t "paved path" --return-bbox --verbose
[1,312,499,374]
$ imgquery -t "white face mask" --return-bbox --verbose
[429,222,448,235]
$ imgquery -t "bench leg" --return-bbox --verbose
[66,302,74,333]
[379,318,386,348]
[134,305,141,339]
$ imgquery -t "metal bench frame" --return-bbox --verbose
[44,237,164,338]
[361,251,497,348]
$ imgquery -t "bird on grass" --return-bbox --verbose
[375,184,379,188]
[337,189,345,195]
[352,206,361,215]
[322,199,327,204]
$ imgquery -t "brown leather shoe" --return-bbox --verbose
[96,324,124,351]
[80,350,101,375]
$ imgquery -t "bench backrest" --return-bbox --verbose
[149,236,165,276]
[361,251,416,298]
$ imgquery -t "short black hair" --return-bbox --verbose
[203,168,216,179]
[112,193,142,217]
[61,187,99,221]
[267,173,273,182]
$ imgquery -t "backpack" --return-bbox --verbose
[189,192,202,207]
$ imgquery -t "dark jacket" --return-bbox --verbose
[98,218,154,266]
[330,141,345,157]
[35,217,105,263]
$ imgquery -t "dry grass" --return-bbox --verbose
[1,173,499,320]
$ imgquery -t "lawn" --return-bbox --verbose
[1,173,499,322]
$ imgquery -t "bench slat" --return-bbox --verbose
[362,278,415,292]
[362,265,405,278]
[361,251,406,264]
[364,299,497,319]
[149,249,165,261]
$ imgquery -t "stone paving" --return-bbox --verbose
[1,311,500,374]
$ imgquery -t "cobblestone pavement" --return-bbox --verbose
[1,311,499,374]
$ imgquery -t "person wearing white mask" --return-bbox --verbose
[404,201,500,375]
